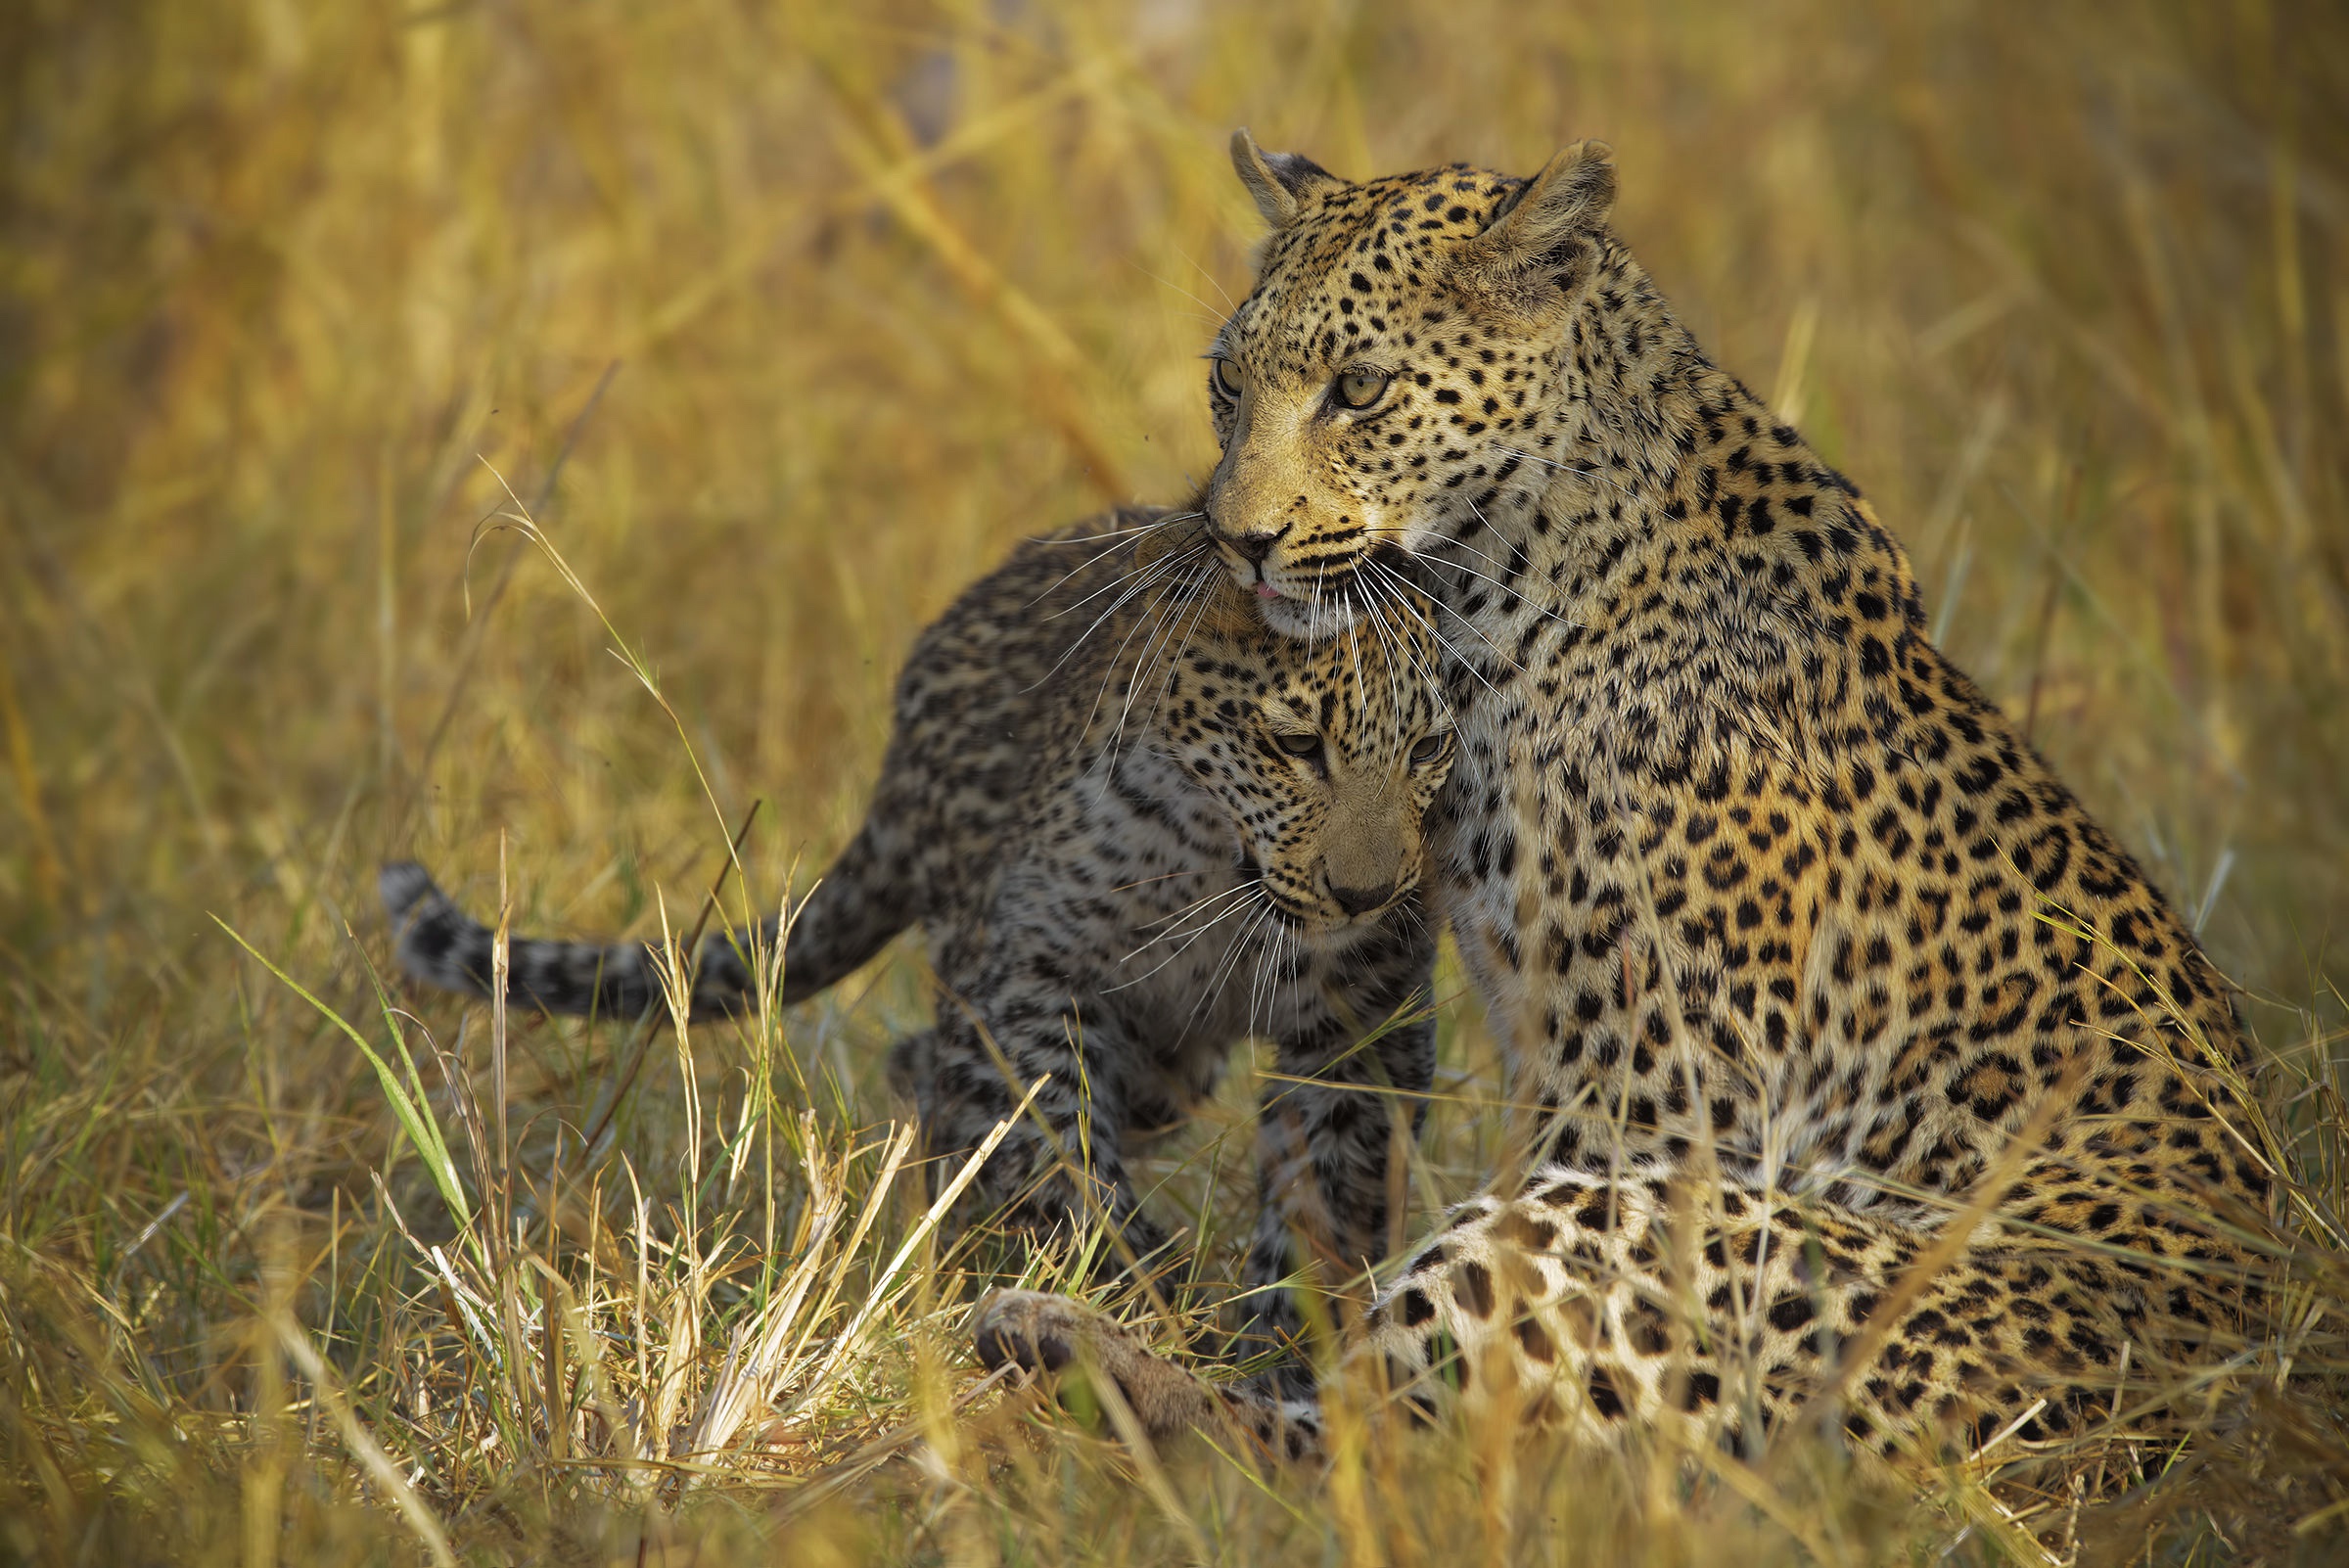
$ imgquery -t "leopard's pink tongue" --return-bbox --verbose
[1255,583,1280,599]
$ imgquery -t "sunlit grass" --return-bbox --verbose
[2,0,2346,1562]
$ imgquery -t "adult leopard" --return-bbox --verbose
[975,136,2271,1472]
[388,511,1454,1355]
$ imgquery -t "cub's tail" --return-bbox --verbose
[380,861,766,1022]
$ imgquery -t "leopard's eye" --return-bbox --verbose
[1275,732,1324,763]
[1334,367,1391,410]
[1409,733,1448,765]
[1212,357,1246,399]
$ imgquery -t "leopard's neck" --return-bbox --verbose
[1422,249,1925,746]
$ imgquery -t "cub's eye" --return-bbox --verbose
[1334,367,1391,410]
[1211,358,1246,399]
[1409,733,1448,764]
[1274,732,1323,762]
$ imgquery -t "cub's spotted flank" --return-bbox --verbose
[390,512,1455,1356]
[976,136,2270,1477]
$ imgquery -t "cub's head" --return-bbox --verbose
[1203,131,1621,638]
[1134,521,1453,938]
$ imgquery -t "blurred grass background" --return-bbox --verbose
[3,1,2347,1562]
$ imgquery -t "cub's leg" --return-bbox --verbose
[1237,1009,1436,1384]
[893,989,1174,1275]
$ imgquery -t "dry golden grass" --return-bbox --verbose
[3,1,2348,1562]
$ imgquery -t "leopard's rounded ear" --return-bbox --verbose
[1230,128,1344,229]
[1463,140,1616,282]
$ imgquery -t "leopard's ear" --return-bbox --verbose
[1230,128,1343,229]
[1462,140,1616,282]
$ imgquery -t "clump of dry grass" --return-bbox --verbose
[3,0,2347,1562]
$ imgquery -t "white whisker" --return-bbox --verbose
[1129,877,1262,938]
[1187,896,1278,1035]
[1028,545,1205,696]
[1104,565,1215,774]
[1042,535,1210,624]
[1106,887,1260,989]
[1496,443,1635,499]
[1132,572,1220,741]
[1080,571,1203,773]
[1025,515,1194,608]
[1369,561,1508,693]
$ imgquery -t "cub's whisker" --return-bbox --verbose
[1107,889,1260,988]
[1187,896,1279,1034]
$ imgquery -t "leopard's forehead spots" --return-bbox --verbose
[1222,166,1527,375]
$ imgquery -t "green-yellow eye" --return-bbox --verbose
[1409,733,1448,764]
[1212,358,1245,399]
[1335,367,1390,410]
[1275,732,1323,762]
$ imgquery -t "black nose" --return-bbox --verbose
[1225,528,1282,565]
[1328,879,1397,918]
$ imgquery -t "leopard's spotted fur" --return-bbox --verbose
[976,138,2271,1473]
[388,512,1455,1349]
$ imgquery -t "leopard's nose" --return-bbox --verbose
[1225,525,1286,565]
[1328,878,1397,918]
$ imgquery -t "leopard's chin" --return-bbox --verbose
[1247,529,1428,643]
[1252,582,1361,643]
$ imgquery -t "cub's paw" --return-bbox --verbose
[882,1029,944,1112]
[973,1288,1095,1379]
[972,1289,1215,1440]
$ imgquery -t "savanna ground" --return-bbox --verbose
[4,2,2349,1563]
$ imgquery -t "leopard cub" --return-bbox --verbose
[387,510,1453,1356]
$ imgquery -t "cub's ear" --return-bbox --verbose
[1230,128,1344,228]
[1463,140,1616,281]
